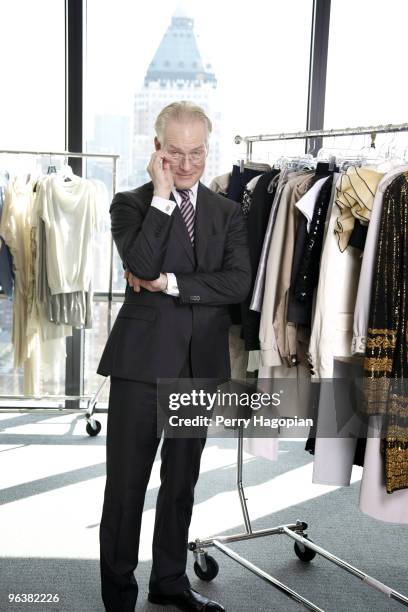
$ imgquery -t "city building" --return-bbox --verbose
[132,3,222,186]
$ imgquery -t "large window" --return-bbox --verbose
[324,0,408,150]
[83,0,314,399]
[0,1,65,151]
[84,0,314,283]
[0,0,65,397]
[85,0,313,190]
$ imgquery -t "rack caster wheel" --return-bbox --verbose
[294,536,316,562]
[194,555,219,581]
[86,419,102,437]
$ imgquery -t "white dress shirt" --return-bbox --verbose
[151,182,199,296]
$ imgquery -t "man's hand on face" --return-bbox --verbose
[147,151,174,199]
[124,269,168,293]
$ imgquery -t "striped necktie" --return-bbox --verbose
[177,189,195,245]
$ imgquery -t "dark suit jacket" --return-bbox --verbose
[96,180,251,383]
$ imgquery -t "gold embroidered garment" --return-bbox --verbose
[362,172,408,493]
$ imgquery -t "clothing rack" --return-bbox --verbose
[0,148,119,435]
[235,121,408,161]
[189,125,408,610]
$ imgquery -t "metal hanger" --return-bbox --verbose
[47,153,57,174]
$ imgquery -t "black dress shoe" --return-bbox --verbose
[148,587,225,611]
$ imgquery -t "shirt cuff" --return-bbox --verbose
[164,272,179,296]
[151,196,176,215]
[351,335,366,355]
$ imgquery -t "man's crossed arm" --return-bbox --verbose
[124,269,168,293]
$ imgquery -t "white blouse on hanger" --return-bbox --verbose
[36,174,106,295]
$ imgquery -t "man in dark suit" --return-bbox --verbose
[97,101,251,612]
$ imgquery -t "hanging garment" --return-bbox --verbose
[228,304,279,461]
[209,172,251,374]
[244,359,280,463]
[310,358,367,486]
[26,227,67,397]
[295,175,331,232]
[225,168,281,462]
[293,175,333,305]
[243,436,279,461]
[287,175,331,327]
[208,172,231,197]
[241,169,280,350]
[250,168,291,313]
[36,174,106,294]
[0,175,36,369]
[347,219,368,251]
[0,172,14,297]
[30,193,73,344]
[247,350,260,373]
[334,166,384,252]
[229,324,249,380]
[359,416,408,523]
[241,174,263,219]
[26,180,71,394]
[305,171,368,479]
[36,217,93,329]
[0,170,106,395]
[226,164,271,326]
[226,163,270,203]
[0,174,52,394]
[252,324,314,461]
[308,173,362,378]
[259,171,314,368]
[362,172,408,493]
[352,165,408,355]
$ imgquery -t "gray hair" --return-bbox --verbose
[155,101,212,147]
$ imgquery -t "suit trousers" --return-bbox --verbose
[99,352,207,612]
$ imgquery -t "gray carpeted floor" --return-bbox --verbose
[0,412,407,612]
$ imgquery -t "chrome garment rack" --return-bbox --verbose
[235,121,408,161]
[0,148,119,435]
[190,427,408,611]
[189,122,408,611]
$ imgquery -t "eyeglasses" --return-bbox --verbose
[164,148,207,164]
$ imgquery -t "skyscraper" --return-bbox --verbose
[132,4,221,186]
